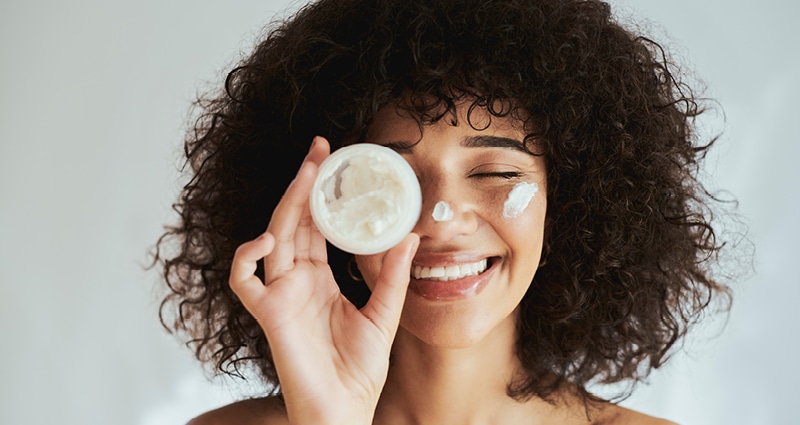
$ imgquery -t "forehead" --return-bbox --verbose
[366,99,528,143]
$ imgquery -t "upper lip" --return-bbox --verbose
[411,250,495,268]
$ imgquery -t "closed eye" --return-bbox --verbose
[471,171,524,179]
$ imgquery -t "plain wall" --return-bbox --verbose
[1,1,796,424]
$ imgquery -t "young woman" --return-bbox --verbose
[155,0,733,423]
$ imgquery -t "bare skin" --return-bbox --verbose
[198,106,680,425]
[225,137,419,425]
[188,395,677,425]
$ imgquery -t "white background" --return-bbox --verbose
[1,1,797,424]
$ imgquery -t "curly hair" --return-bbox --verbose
[154,0,733,402]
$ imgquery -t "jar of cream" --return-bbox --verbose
[309,143,422,255]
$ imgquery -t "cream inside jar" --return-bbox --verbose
[310,143,422,255]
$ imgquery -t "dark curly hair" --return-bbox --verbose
[154,0,733,403]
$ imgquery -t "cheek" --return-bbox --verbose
[519,197,547,246]
[473,181,544,222]
[472,185,513,217]
[486,184,547,260]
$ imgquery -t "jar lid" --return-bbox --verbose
[310,144,422,255]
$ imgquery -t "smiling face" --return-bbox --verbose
[354,101,547,348]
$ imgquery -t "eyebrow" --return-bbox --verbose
[380,140,418,153]
[380,135,530,154]
[461,135,530,153]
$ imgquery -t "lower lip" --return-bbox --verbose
[408,260,497,302]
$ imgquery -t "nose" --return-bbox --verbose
[413,178,478,242]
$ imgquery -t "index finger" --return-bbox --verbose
[264,137,331,278]
[264,160,318,278]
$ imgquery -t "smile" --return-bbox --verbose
[411,258,489,281]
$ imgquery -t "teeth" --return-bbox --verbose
[412,258,488,281]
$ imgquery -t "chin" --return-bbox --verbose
[396,299,519,350]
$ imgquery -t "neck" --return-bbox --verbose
[374,314,564,425]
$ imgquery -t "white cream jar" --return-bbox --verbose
[309,144,421,255]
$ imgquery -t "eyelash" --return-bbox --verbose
[471,171,524,180]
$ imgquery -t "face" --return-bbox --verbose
[355,101,547,348]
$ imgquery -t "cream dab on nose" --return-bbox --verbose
[503,182,539,218]
[432,201,454,222]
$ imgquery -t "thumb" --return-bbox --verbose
[360,233,419,340]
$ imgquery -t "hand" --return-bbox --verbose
[229,136,420,425]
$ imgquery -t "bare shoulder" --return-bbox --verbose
[593,404,679,425]
[186,396,289,425]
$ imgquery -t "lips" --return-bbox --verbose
[408,257,497,301]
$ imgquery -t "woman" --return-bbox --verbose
[155,0,732,423]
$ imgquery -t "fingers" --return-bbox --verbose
[293,203,314,260]
[265,137,331,277]
[308,217,328,262]
[230,231,275,309]
[306,137,331,262]
[360,233,420,339]
[266,161,316,270]
[307,136,330,166]
[294,204,329,263]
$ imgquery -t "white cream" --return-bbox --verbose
[502,182,539,218]
[310,144,421,255]
[432,201,454,222]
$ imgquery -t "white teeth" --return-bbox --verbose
[430,267,445,278]
[412,258,488,281]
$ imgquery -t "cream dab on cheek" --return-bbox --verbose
[432,201,454,222]
[502,182,539,218]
